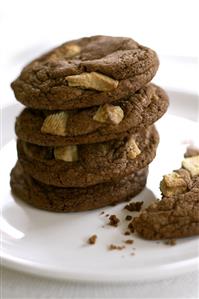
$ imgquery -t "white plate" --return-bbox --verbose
[0,110,199,282]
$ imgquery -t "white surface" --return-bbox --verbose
[0,0,198,58]
[2,268,198,299]
[1,114,199,285]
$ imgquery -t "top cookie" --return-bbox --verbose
[11,36,159,110]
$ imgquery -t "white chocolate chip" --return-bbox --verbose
[54,145,78,162]
[65,72,119,91]
[126,137,141,160]
[160,172,188,197]
[63,44,81,58]
[93,104,124,125]
[49,44,80,60]
[41,112,68,136]
[182,155,199,176]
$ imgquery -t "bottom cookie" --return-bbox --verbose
[10,162,148,212]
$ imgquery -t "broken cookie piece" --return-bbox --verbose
[132,151,199,240]
[65,72,119,91]
[93,104,124,125]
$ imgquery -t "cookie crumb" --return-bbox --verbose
[108,244,125,251]
[88,234,97,245]
[108,215,120,227]
[124,201,144,212]
[105,214,109,217]
[124,239,134,244]
[125,215,132,221]
[100,211,105,215]
[128,222,135,233]
[110,202,117,206]
[130,252,135,256]
[165,239,176,246]
[124,231,131,235]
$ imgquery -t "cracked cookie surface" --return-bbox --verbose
[11,35,159,110]
[10,162,148,212]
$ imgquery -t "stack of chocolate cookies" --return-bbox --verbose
[10,36,169,212]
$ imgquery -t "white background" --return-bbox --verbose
[0,0,199,298]
[0,0,199,108]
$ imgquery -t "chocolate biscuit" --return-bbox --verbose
[17,126,159,187]
[11,36,159,110]
[15,84,168,146]
[10,162,148,212]
[132,153,199,240]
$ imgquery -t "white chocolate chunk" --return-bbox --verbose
[49,44,81,60]
[93,104,124,125]
[182,155,199,176]
[41,112,68,136]
[65,72,119,91]
[126,137,141,160]
[63,44,81,58]
[54,145,78,162]
[160,172,188,197]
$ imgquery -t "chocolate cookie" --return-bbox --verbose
[11,36,159,110]
[17,126,159,187]
[10,162,148,212]
[132,152,199,240]
[15,84,167,146]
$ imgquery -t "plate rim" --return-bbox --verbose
[1,251,199,282]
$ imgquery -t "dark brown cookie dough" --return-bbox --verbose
[15,84,167,146]
[17,125,158,187]
[132,168,199,240]
[11,36,159,110]
[10,162,148,212]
